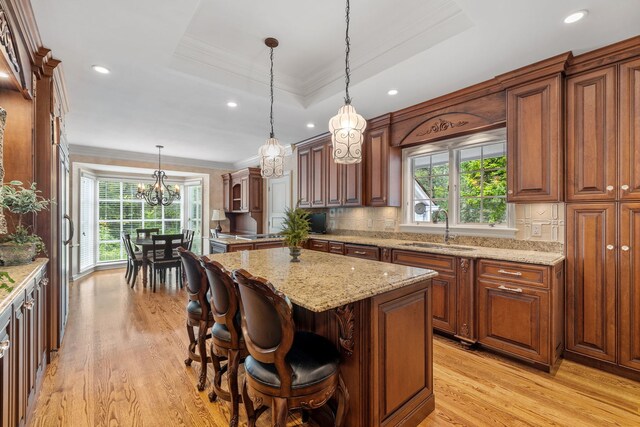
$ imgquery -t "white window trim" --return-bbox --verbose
[400,128,516,239]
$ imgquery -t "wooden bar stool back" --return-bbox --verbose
[178,247,213,391]
[201,257,248,427]
[233,269,349,427]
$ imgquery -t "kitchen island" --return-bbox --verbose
[207,247,438,426]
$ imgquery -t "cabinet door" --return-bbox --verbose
[477,280,549,364]
[619,203,640,371]
[25,285,37,406]
[566,203,617,362]
[249,175,263,212]
[297,147,311,208]
[566,67,617,201]
[619,58,640,201]
[36,278,47,373]
[0,309,12,427]
[506,75,562,202]
[310,144,326,207]
[343,162,362,206]
[222,175,231,212]
[326,148,342,207]
[365,127,390,206]
[240,176,249,211]
[12,295,26,426]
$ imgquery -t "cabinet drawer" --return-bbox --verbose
[228,243,254,252]
[391,250,456,273]
[477,279,549,364]
[477,259,548,288]
[253,241,284,250]
[344,244,380,261]
[328,242,344,255]
[308,239,329,252]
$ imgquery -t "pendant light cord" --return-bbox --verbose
[269,46,275,138]
[157,146,161,170]
[344,0,352,105]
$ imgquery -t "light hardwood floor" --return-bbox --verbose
[29,270,640,427]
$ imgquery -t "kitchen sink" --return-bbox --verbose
[400,242,476,251]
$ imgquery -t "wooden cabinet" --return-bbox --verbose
[210,240,284,253]
[477,259,563,370]
[229,168,262,213]
[310,143,326,207]
[222,174,231,212]
[364,115,400,207]
[227,243,255,253]
[566,204,617,363]
[328,241,345,255]
[13,291,26,426]
[307,239,329,252]
[253,241,284,250]
[297,146,311,208]
[506,75,563,202]
[0,306,12,426]
[566,67,617,201]
[391,250,458,335]
[326,154,362,207]
[619,58,640,201]
[344,244,380,261]
[619,203,640,371]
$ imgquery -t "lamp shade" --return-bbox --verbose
[211,209,227,221]
[259,137,285,178]
[328,104,367,164]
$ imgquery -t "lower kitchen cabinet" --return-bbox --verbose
[619,203,640,372]
[209,240,285,254]
[477,259,564,371]
[344,244,380,261]
[0,307,12,426]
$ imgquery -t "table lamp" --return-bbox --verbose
[211,209,227,234]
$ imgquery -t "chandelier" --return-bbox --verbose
[328,0,367,164]
[258,37,285,178]
[136,145,180,206]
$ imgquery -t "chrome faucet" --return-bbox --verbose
[432,209,450,244]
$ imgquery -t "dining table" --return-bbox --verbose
[134,236,184,286]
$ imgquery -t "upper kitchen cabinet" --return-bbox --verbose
[505,75,563,202]
[229,168,262,213]
[365,114,400,207]
[297,144,311,208]
[222,174,231,212]
[619,58,640,201]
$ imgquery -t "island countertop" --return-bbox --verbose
[207,247,437,312]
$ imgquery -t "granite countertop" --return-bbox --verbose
[207,248,437,312]
[211,234,564,266]
[0,258,48,313]
[210,236,284,245]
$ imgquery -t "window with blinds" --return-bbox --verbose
[79,175,96,271]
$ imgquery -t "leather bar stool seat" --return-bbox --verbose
[187,300,213,319]
[245,331,339,389]
[211,314,243,342]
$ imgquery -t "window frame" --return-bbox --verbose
[400,128,516,238]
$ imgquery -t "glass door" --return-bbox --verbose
[184,181,203,254]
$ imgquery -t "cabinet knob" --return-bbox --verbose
[0,340,9,358]
[621,184,630,191]
[24,299,34,310]
[606,185,614,192]
[621,245,630,251]
[507,190,513,194]
[606,244,615,251]
[42,278,49,286]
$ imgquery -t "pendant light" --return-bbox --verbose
[328,0,367,164]
[259,37,285,178]
[136,145,180,206]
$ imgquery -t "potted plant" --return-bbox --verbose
[0,181,51,265]
[281,205,310,262]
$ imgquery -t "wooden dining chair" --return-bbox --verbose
[182,229,195,251]
[233,269,349,427]
[150,234,184,292]
[201,257,248,427]
[136,228,160,239]
[122,233,145,288]
[178,248,214,391]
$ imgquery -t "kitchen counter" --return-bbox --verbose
[212,234,564,266]
[0,258,48,312]
[207,247,436,312]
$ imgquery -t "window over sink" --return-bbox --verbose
[401,129,515,237]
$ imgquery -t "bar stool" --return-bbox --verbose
[233,269,349,427]
[200,257,247,427]
[178,248,213,391]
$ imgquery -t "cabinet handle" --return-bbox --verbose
[24,299,34,310]
[354,251,367,255]
[313,244,324,248]
[606,185,614,192]
[621,184,630,191]
[607,244,615,251]
[621,245,630,251]
[498,285,523,293]
[497,269,522,276]
[0,340,9,358]
[507,190,513,195]
[42,278,49,286]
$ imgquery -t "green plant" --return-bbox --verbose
[0,181,52,255]
[0,271,14,292]
[281,206,310,248]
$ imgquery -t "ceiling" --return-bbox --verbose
[31,0,640,166]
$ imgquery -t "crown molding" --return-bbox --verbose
[69,144,234,171]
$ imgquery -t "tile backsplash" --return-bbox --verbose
[325,203,565,244]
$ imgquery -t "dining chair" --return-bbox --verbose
[200,257,247,427]
[150,234,184,292]
[233,269,349,427]
[122,233,144,287]
[136,228,160,239]
[178,248,214,391]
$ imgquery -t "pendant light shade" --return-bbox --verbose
[329,0,367,164]
[259,37,285,178]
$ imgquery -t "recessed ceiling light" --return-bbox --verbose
[92,65,110,74]
[0,71,9,79]
[564,10,588,24]
[227,101,238,108]
[306,123,315,128]
[387,89,398,96]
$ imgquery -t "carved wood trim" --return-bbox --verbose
[0,7,20,73]
[334,304,355,356]
[398,111,500,147]
[300,385,337,409]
